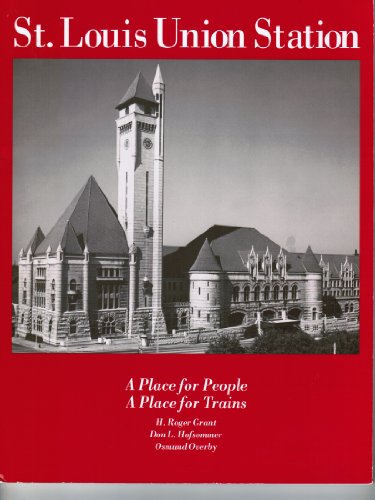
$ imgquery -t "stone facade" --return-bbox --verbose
[15,66,359,343]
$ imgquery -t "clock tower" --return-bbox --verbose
[116,65,166,336]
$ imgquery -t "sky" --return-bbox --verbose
[12,59,359,261]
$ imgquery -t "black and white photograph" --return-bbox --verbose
[12,59,359,354]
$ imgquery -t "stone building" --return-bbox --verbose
[17,176,129,345]
[162,225,327,335]
[15,66,359,343]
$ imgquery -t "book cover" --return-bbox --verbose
[0,0,372,485]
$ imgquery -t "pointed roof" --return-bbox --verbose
[164,225,283,277]
[25,226,45,255]
[116,72,156,110]
[302,245,322,273]
[153,65,164,85]
[60,221,83,255]
[190,238,222,272]
[35,176,128,257]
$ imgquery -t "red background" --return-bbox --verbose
[0,0,372,483]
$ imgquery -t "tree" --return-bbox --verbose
[206,334,247,354]
[249,324,318,354]
[316,331,359,354]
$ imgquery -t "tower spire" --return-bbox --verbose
[153,64,164,85]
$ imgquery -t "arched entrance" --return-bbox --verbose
[262,309,275,321]
[288,308,302,320]
[228,312,245,327]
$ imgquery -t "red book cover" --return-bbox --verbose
[0,0,372,487]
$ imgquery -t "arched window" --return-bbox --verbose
[344,303,349,313]
[283,285,288,301]
[292,285,298,300]
[273,285,280,301]
[244,286,250,302]
[70,279,76,291]
[181,311,187,327]
[349,303,354,312]
[264,285,270,301]
[101,315,115,336]
[69,319,77,335]
[20,313,24,324]
[48,318,53,332]
[51,279,55,291]
[312,307,317,321]
[232,286,240,302]
[254,285,260,302]
[36,315,43,332]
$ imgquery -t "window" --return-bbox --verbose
[22,278,27,304]
[349,303,354,312]
[344,303,349,313]
[125,106,129,115]
[198,310,201,318]
[48,319,53,332]
[254,286,260,302]
[312,307,317,320]
[69,319,77,335]
[207,293,209,301]
[232,286,240,302]
[283,285,288,301]
[273,285,280,301]
[97,284,120,310]
[207,314,210,323]
[51,279,55,291]
[181,312,187,327]
[36,315,43,332]
[207,282,209,287]
[34,281,46,308]
[264,286,270,301]
[101,315,115,337]
[20,313,24,324]
[292,285,298,300]
[244,286,250,302]
[198,287,201,295]
[68,279,78,311]
[36,267,46,278]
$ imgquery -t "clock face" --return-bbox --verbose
[143,138,153,149]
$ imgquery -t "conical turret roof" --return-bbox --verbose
[190,238,222,272]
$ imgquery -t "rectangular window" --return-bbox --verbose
[198,310,201,318]
[207,293,209,301]
[207,314,210,322]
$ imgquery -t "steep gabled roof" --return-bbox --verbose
[319,253,360,277]
[163,225,283,277]
[25,226,45,255]
[60,221,83,256]
[190,238,222,272]
[35,176,128,257]
[287,247,322,274]
[302,245,321,273]
[116,72,156,110]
